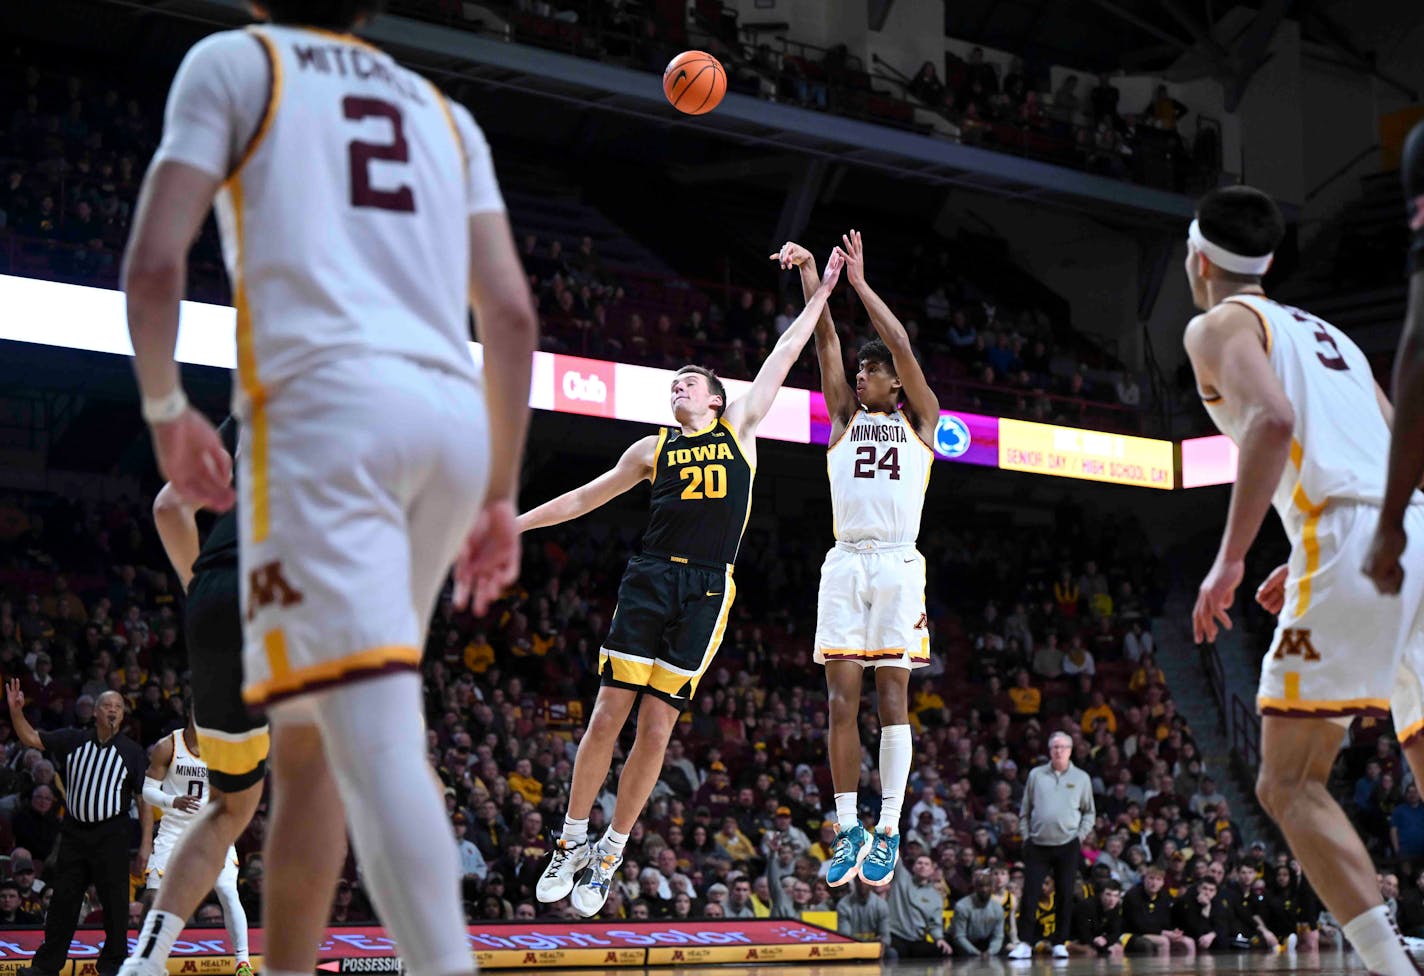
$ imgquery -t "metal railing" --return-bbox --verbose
[1201,640,1226,730]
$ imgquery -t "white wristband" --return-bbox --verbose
[142,388,189,425]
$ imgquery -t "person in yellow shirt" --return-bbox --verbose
[1129,654,1165,694]
[1080,691,1118,735]
[808,821,838,864]
[507,757,544,806]
[714,816,757,863]
[1008,670,1042,717]
[463,631,495,674]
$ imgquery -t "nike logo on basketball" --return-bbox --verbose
[674,69,687,87]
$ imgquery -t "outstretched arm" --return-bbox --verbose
[838,231,940,439]
[153,483,200,590]
[516,435,658,531]
[1185,304,1294,643]
[772,241,856,427]
[727,250,844,437]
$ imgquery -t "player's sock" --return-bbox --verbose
[1343,904,1414,976]
[215,877,249,963]
[876,724,912,834]
[129,910,185,971]
[834,793,859,831]
[600,827,630,860]
[561,815,589,846]
[312,672,471,976]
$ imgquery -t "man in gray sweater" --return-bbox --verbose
[951,871,1006,958]
[837,880,892,954]
[1009,730,1095,960]
[888,853,952,957]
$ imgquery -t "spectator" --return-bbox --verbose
[724,877,758,919]
[0,882,39,925]
[1090,73,1120,123]
[1174,877,1226,953]
[950,870,1005,958]
[1392,784,1424,873]
[1008,671,1042,717]
[887,854,952,957]
[1010,731,1094,959]
[837,880,891,950]
[1080,690,1116,735]
[1069,878,1125,957]
[1123,867,1194,955]
[11,785,60,861]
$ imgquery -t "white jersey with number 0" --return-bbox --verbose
[1201,295,1392,547]
[827,409,933,544]
[152,23,505,400]
[155,730,209,842]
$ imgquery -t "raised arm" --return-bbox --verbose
[1185,304,1294,643]
[5,681,41,751]
[153,483,201,590]
[516,435,658,532]
[726,250,844,438]
[838,231,940,441]
[772,241,856,429]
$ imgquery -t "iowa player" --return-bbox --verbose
[529,250,844,916]
[776,232,937,889]
[122,419,263,976]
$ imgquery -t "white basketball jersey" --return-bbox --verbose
[209,25,492,400]
[156,730,209,839]
[827,409,933,544]
[1202,294,1396,546]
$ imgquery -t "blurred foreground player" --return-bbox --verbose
[1186,184,1424,976]
[1365,121,1424,599]
[121,3,537,976]
[122,419,259,976]
[527,251,844,916]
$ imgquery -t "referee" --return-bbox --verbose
[8,681,145,976]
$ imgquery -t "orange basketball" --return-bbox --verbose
[663,51,727,115]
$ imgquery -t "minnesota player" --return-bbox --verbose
[122,3,537,976]
[123,419,266,976]
[1187,185,1423,976]
[529,250,845,917]
[775,231,937,888]
[138,710,249,976]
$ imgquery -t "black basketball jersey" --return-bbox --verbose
[642,418,754,567]
[191,417,239,575]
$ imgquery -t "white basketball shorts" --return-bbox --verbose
[1258,500,1424,737]
[237,354,489,709]
[814,540,931,670]
[147,826,238,890]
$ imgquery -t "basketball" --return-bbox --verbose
[662,51,726,115]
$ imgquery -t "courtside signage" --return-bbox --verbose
[0,274,1175,487]
[1180,434,1238,488]
[0,921,877,972]
[998,418,1174,490]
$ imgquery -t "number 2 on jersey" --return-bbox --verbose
[343,96,415,213]
[853,445,901,480]
[680,464,728,500]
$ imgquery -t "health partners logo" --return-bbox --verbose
[553,355,615,418]
[934,415,971,458]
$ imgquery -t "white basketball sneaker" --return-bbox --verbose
[570,847,624,917]
[536,837,593,903]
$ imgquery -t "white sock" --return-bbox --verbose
[1343,904,1413,976]
[834,792,859,831]
[600,827,630,859]
[877,724,912,834]
[214,878,249,962]
[562,815,589,846]
[128,909,185,970]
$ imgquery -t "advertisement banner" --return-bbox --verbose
[998,419,1174,489]
[551,354,616,418]
[1180,434,1238,488]
[0,920,877,973]
[807,396,999,468]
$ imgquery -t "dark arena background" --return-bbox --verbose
[1,0,1424,975]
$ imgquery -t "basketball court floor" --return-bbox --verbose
[541,953,1378,976]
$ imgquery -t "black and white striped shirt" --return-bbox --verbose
[38,728,145,825]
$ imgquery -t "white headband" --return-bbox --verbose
[1188,219,1273,276]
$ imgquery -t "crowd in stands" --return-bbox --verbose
[6,477,1412,957]
[397,1,1216,193]
[0,50,1151,434]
